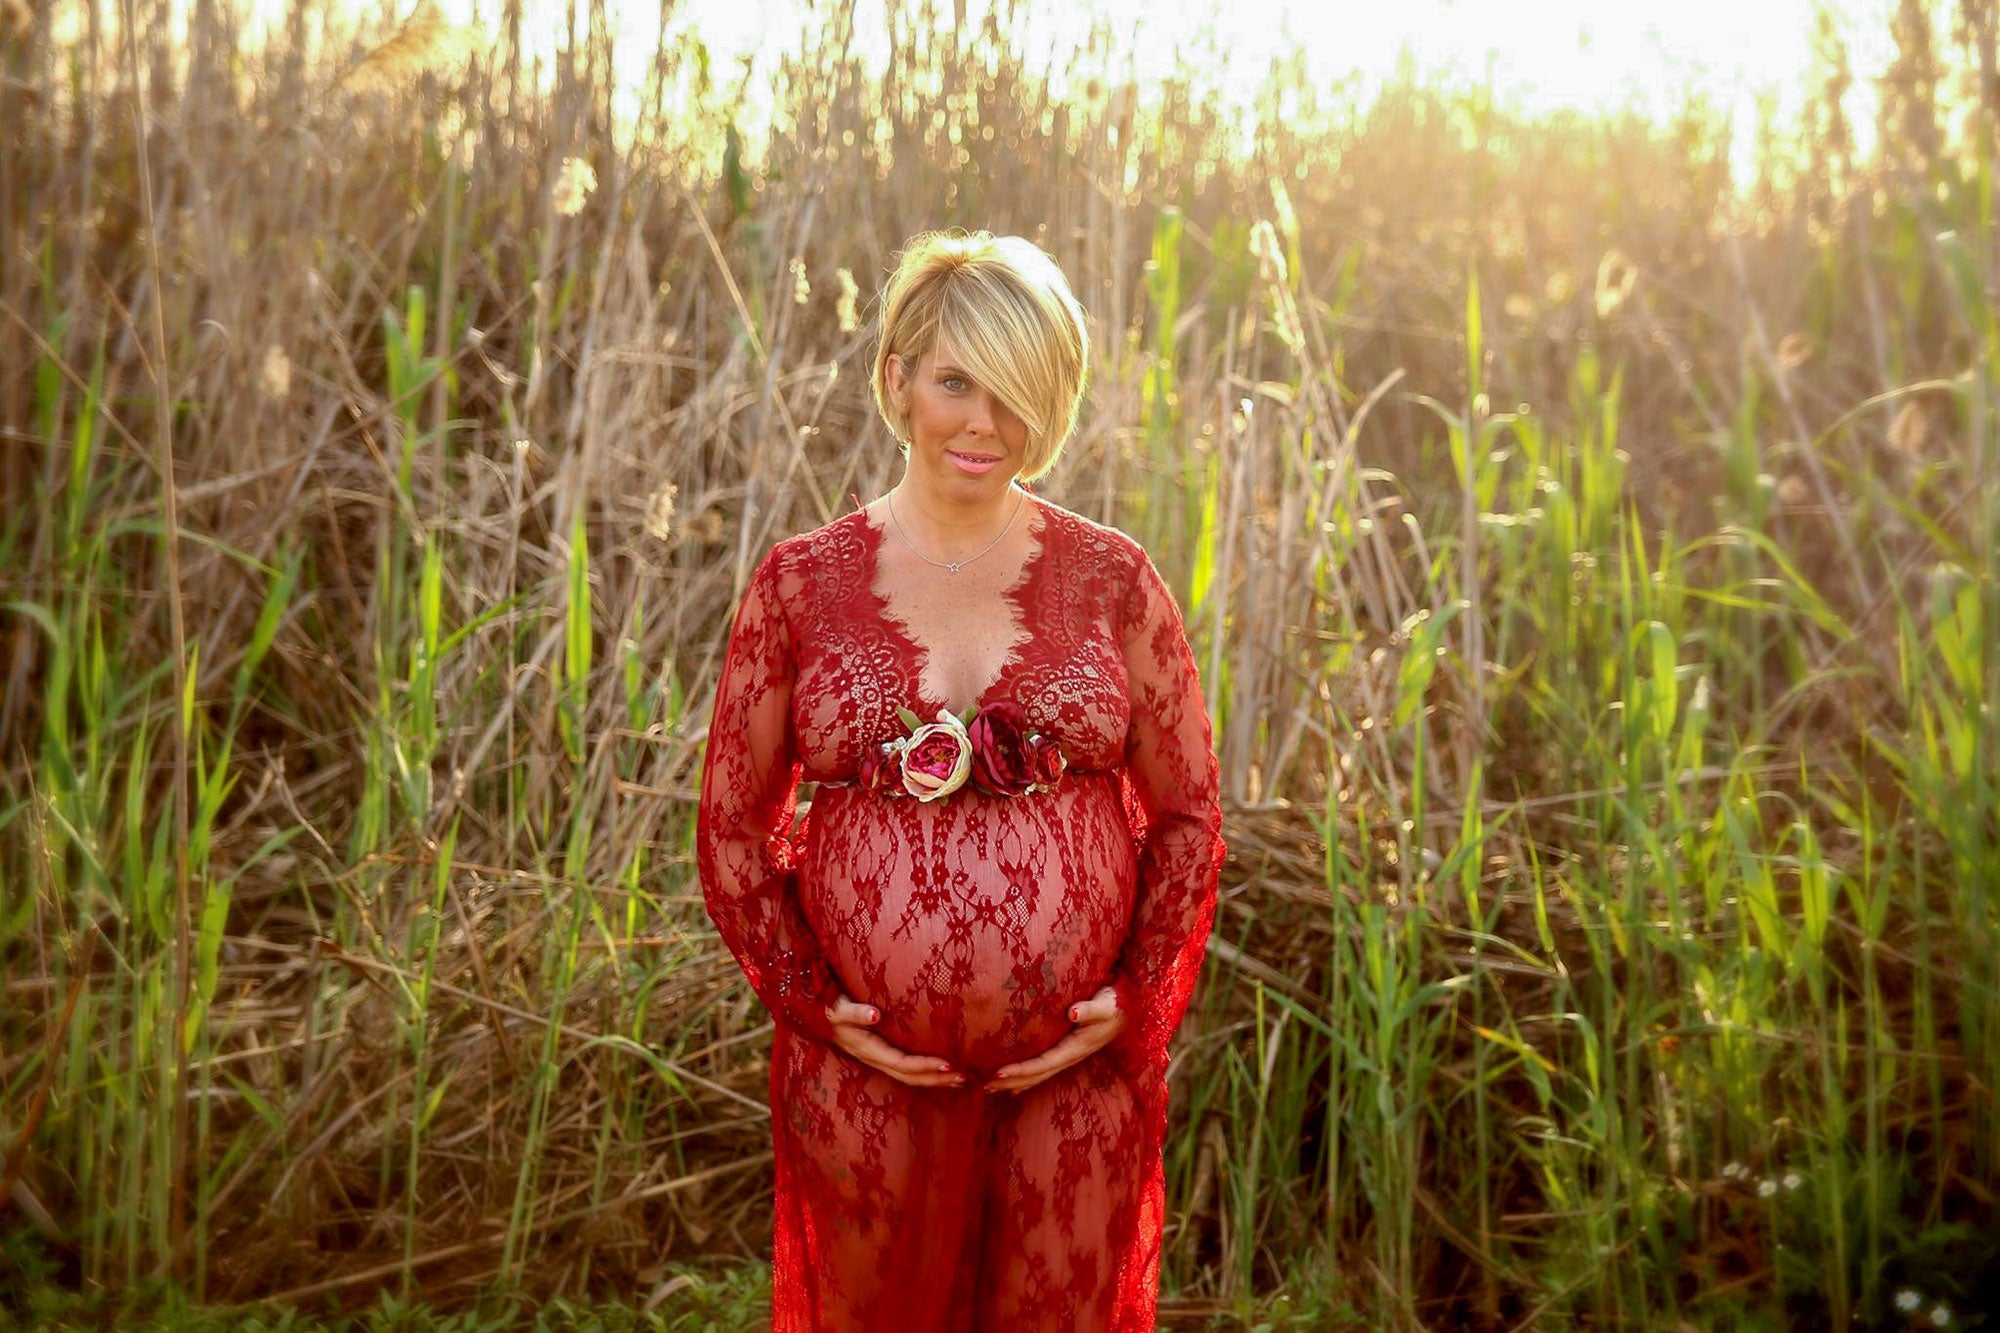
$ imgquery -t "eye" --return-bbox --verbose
[939,373,968,392]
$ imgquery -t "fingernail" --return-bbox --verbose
[1068,1006,1079,1022]
[868,1007,879,1022]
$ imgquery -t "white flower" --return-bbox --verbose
[1721,1161,1746,1181]
[1756,1178,1778,1198]
[835,267,860,333]
[1782,1171,1803,1192]
[1594,248,1638,318]
[1929,1304,1951,1329]
[553,155,596,217]
[899,712,973,802]
[644,480,677,541]
[1894,1289,1923,1313]
[1248,218,1288,287]
[258,343,292,400]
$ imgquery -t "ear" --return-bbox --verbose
[884,350,915,404]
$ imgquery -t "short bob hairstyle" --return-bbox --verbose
[871,230,1089,483]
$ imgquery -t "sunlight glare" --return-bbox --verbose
[229,0,1906,169]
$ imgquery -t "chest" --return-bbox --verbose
[871,558,1028,717]
[786,525,1131,777]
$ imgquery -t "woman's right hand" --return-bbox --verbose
[825,995,965,1088]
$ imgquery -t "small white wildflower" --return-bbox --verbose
[790,256,810,305]
[1929,1304,1951,1329]
[1248,218,1288,287]
[1721,1161,1746,1181]
[258,344,292,400]
[1894,1289,1923,1313]
[1889,399,1930,456]
[1782,1171,1803,1192]
[835,267,860,334]
[1756,1178,1778,1198]
[1593,248,1638,319]
[644,481,678,542]
[552,155,596,217]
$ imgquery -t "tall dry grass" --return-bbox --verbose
[3,0,1998,1325]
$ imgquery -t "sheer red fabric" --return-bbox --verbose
[696,494,1225,1331]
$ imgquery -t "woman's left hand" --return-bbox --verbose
[983,985,1125,1094]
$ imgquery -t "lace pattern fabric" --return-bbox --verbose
[696,494,1226,1331]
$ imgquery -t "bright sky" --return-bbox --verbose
[668,0,1899,117]
[226,0,1914,161]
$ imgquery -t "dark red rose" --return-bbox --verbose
[1025,732,1067,790]
[968,701,1036,797]
[858,740,906,795]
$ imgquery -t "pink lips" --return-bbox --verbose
[949,450,1001,475]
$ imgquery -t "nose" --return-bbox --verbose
[965,392,996,438]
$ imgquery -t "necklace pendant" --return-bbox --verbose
[946,562,962,574]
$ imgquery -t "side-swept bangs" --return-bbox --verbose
[872,232,1089,481]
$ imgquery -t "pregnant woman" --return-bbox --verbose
[697,230,1225,1331]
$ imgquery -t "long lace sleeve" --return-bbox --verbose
[696,554,843,1047]
[1108,548,1226,1077]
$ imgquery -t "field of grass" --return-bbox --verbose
[2,0,1997,1326]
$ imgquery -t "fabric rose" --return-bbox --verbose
[968,700,1036,797]
[900,711,974,802]
[858,740,904,795]
[1026,733,1067,790]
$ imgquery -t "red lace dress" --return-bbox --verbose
[696,494,1225,1332]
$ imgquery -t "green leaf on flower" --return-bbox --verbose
[958,704,978,727]
[895,705,922,731]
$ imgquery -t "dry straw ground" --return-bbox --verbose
[3,0,1999,1327]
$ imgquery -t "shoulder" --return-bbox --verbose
[1028,493,1177,636]
[764,507,871,571]
[750,508,873,613]
[1029,492,1151,578]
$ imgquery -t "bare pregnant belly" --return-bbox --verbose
[799,776,1137,1077]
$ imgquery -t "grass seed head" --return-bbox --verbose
[258,345,292,401]
[554,156,597,217]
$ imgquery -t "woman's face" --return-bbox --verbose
[886,343,1029,503]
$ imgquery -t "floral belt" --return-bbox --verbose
[822,701,1068,803]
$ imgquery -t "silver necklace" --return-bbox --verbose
[885,488,1024,574]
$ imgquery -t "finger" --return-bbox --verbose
[986,1068,1056,1095]
[826,996,881,1026]
[985,1030,1104,1090]
[1068,992,1119,1025]
[889,1068,967,1088]
[843,1030,960,1080]
[839,1044,961,1087]
[858,1034,955,1076]
[984,1066,1058,1094]
[872,1057,964,1087]
[853,1053,963,1087]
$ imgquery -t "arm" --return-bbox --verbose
[1107,547,1227,1076]
[695,554,843,1046]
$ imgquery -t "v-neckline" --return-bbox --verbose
[856,492,1051,719]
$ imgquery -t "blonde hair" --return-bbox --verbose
[870,230,1089,482]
